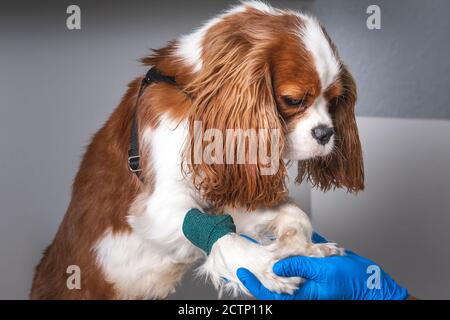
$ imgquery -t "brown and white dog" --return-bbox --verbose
[31,1,364,299]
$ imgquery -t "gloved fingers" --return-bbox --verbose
[311,231,328,244]
[237,268,276,299]
[236,268,297,300]
[312,233,368,264]
[273,256,325,280]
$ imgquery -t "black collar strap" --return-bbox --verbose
[128,67,178,177]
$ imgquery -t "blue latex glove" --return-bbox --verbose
[237,232,409,300]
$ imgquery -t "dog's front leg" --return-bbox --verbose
[200,202,343,297]
[200,232,302,297]
[255,202,344,259]
[197,205,302,297]
[128,190,206,262]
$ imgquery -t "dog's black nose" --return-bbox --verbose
[311,125,334,145]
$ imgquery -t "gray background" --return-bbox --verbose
[0,0,449,299]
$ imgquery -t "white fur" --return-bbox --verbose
[285,96,335,160]
[284,14,341,161]
[199,233,301,297]
[127,118,203,259]
[94,230,193,299]
[95,116,204,299]
[298,14,341,89]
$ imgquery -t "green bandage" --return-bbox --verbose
[182,208,236,255]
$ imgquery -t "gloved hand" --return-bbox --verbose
[237,232,409,300]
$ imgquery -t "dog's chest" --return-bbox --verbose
[94,116,204,298]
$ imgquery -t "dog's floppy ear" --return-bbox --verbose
[296,65,364,192]
[184,36,288,211]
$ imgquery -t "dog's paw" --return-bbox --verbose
[255,265,302,295]
[201,233,302,297]
[307,242,345,257]
[262,203,345,259]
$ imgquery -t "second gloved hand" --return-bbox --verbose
[237,233,409,300]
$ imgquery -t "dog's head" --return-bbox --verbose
[179,1,364,210]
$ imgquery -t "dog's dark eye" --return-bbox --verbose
[329,96,340,110]
[283,96,304,107]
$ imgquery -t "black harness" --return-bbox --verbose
[127,67,179,178]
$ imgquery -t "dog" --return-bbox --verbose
[31,1,364,299]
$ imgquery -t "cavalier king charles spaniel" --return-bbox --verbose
[31,1,364,299]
